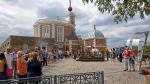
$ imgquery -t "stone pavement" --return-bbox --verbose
[43,58,146,84]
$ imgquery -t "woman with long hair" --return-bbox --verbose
[16,51,27,78]
[27,52,42,77]
[0,53,7,80]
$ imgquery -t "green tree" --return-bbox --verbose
[82,0,150,23]
[144,45,150,56]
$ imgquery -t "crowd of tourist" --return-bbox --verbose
[0,46,80,80]
[0,47,42,80]
[0,45,145,80]
[106,46,144,72]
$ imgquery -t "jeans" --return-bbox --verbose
[129,58,135,70]
[124,58,135,70]
[124,58,130,70]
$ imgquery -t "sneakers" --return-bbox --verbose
[128,70,131,72]
[124,69,136,72]
[123,69,128,71]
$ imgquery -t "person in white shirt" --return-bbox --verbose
[4,47,13,79]
[138,50,143,71]
[4,47,13,69]
[11,48,17,79]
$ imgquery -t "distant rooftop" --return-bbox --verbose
[81,30,105,40]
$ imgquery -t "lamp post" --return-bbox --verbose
[139,31,149,71]
[93,24,96,57]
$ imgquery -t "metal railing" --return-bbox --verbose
[0,71,104,84]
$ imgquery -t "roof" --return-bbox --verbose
[84,30,105,39]
[34,18,72,27]
[130,32,146,39]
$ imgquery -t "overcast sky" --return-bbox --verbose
[0,0,150,48]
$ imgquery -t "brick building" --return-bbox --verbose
[80,30,107,55]
[33,6,78,51]
[0,2,79,52]
[0,2,107,53]
[0,35,55,52]
[33,18,78,50]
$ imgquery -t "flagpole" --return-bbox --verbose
[94,24,96,49]
[69,0,71,6]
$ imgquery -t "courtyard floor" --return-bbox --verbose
[43,58,146,84]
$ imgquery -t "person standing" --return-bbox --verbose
[138,50,143,71]
[77,49,80,59]
[16,51,27,78]
[112,48,116,61]
[27,52,42,77]
[64,50,67,58]
[73,51,77,60]
[129,49,135,72]
[106,49,110,61]
[40,47,48,66]
[12,48,17,79]
[123,47,131,71]
[4,47,13,79]
[0,53,7,80]
[118,47,123,62]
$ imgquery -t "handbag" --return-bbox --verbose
[5,67,12,79]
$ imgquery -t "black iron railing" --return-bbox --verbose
[0,71,104,84]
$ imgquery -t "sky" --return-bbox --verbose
[0,0,150,48]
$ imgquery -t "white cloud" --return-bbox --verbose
[0,0,150,49]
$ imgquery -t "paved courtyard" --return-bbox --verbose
[43,58,146,84]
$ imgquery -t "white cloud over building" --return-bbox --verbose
[0,0,150,48]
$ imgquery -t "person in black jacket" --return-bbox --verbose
[27,52,42,77]
[27,52,42,84]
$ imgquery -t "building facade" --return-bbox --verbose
[34,11,78,50]
[80,30,107,56]
[0,35,55,52]
[0,2,107,53]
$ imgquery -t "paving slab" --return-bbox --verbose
[43,58,146,84]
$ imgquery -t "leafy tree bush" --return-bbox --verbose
[82,0,150,23]
[144,45,150,56]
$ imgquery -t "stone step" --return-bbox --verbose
[79,57,105,62]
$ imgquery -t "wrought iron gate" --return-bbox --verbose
[0,71,104,84]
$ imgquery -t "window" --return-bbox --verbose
[56,26,64,42]
[43,25,51,38]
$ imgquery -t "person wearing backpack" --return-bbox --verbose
[129,49,135,72]
[123,47,130,71]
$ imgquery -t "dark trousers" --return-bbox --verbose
[17,74,27,78]
[118,54,123,62]
[43,57,47,66]
[12,61,17,79]
[17,74,27,84]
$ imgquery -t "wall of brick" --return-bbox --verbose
[0,36,55,52]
